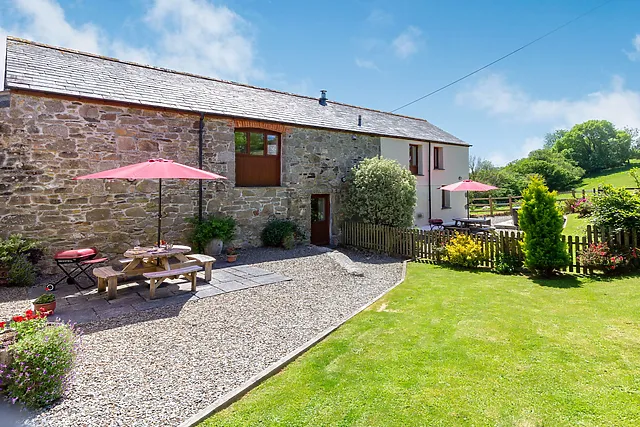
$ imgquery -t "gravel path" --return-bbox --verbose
[10,246,403,427]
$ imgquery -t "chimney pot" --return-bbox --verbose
[319,90,327,106]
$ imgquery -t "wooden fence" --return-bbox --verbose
[340,222,639,274]
[470,188,640,217]
[469,195,522,217]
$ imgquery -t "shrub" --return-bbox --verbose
[186,215,236,253]
[563,197,577,214]
[572,198,593,217]
[577,242,632,273]
[3,322,78,408]
[7,255,37,287]
[34,293,55,304]
[10,310,48,339]
[0,235,43,267]
[261,218,304,248]
[519,177,570,276]
[342,156,417,227]
[591,185,640,230]
[444,234,483,268]
[494,252,523,274]
[630,167,640,187]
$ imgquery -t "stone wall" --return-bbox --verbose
[1,91,380,272]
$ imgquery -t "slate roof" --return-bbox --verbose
[4,37,468,146]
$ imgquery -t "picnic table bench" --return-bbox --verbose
[144,265,202,299]
[94,266,125,300]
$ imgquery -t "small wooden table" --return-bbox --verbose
[121,245,194,277]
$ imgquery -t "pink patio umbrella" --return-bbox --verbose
[440,179,498,218]
[75,159,227,246]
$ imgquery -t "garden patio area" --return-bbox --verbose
[205,263,640,426]
[0,246,402,426]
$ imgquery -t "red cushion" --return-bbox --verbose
[54,248,98,260]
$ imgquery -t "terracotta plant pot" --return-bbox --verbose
[226,254,238,263]
[33,301,56,316]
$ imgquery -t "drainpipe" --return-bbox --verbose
[427,141,432,220]
[198,112,205,221]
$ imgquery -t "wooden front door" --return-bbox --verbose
[311,194,330,245]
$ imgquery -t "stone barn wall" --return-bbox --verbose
[0,91,380,273]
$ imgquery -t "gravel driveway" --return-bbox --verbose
[2,246,403,427]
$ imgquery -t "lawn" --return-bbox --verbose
[563,213,591,237]
[576,159,640,190]
[205,264,640,427]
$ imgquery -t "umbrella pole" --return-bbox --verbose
[466,191,469,218]
[158,178,162,247]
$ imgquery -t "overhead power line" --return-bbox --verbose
[390,0,615,113]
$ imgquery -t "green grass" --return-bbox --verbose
[576,159,640,190]
[563,213,591,237]
[205,264,640,427]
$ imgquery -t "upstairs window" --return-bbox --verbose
[409,144,420,175]
[235,130,281,187]
[434,146,444,170]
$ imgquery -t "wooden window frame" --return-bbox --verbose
[409,144,420,175]
[442,189,451,209]
[434,146,444,170]
[235,128,281,187]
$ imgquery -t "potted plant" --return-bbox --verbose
[187,215,236,256]
[226,247,238,263]
[33,293,56,316]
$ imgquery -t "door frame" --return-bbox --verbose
[310,193,331,245]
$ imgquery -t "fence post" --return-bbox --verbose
[489,196,494,217]
[508,196,513,212]
[571,189,576,198]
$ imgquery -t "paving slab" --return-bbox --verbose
[230,265,273,277]
[96,304,137,320]
[37,263,290,324]
[211,271,243,282]
[212,280,252,292]
[194,287,225,299]
[248,274,292,286]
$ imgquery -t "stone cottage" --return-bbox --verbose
[1,37,469,269]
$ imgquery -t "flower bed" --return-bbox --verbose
[0,307,79,408]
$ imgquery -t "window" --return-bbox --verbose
[434,146,444,170]
[409,144,419,175]
[235,129,281,187]
[442,190,451,209]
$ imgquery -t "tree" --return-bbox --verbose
[519,177,569,276]
[543,129,567,149]
[505,149,584,191]
[342,156,417,227]
[553,120,632,172]
[591,185,640,230]
[469,156,494,179]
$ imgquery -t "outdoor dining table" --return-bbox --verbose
[121,245,193,277]
[451,217,491,229]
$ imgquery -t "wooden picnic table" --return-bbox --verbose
[452,217,491,228]
[121,245,193,277]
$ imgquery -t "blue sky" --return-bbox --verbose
[2,0,639,164]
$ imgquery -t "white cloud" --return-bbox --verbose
[1,0,262,90]
[457,73,640,130]
[143,0,262,82]
[625,34,640,61]
[392,26,422,59]
[486,136,543,167]
[366,9,392,25]
[354,58,379,71]
[521,136,544,157]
